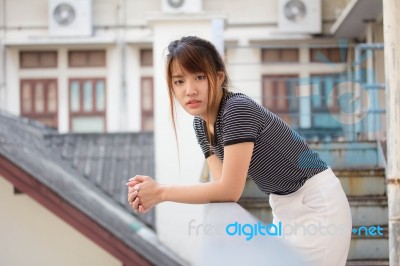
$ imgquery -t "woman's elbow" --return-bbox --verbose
[212,191,241,203]
[216,181,244,202]
[228,190,242,203]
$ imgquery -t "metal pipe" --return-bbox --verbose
[354,43,362,139]
[354,42,385,140]
[225,43,359,49]
[366,21,375,140]
[356,43,384,49]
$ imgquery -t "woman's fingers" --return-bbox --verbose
[132,197,140,210]
[128,175,148,183]
[129,197,140,212]
[126,180,140,187]
[128,190,138,202]
[127,175,156,214]
[127,179,145,213]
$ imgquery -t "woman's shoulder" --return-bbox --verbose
[223,92,263,113]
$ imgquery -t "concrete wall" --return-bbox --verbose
[0,176,122,266]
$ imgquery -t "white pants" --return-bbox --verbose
[269,167,352,266]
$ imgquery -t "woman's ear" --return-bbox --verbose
[217,71,225,86]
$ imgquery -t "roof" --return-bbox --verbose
[0,110,186,266]
[330,0,383,39]
[44,130,155,227]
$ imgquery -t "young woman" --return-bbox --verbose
[127,36,352,266]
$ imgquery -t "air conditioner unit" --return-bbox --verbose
[48,0,92,37]
[278,0,321,34]
[162,0,202,13]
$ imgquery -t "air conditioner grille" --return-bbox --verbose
[53,4,76,26]
[278,0,321,34]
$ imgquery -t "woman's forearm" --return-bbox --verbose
[160,180,237,204]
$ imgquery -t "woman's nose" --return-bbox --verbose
[186,89,197,96]
[185,82,197,96]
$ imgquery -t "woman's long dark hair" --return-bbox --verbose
[166,36,230,151]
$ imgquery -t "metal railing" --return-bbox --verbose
[353,43,386,142]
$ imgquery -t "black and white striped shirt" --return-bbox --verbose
[193,91,328,195]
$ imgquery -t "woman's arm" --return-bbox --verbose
[206,154,223,182]
[128,142,254,212]
[164,142,253,203]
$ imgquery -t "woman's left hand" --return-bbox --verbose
[126,175,164,214]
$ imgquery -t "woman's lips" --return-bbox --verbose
[187,100,201,109]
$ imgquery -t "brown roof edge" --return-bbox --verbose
[0,155,152,266]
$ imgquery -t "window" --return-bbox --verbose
[309,74,344,129]
[310,74,342,112]
[141,77,154,131]
[261,48,299,63]
[310,48,343,63]
[262,75,299,127]
[69,78,106,132]
[20,51,57,68]
[69,50,106,67]
[20,79,58,128]
[140,49,153,66]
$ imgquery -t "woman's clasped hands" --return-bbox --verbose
[126,175,165,214]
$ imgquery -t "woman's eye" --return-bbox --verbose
[173,80,183,85]
[196,75,207,80]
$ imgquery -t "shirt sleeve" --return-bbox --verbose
[221,96,264,146]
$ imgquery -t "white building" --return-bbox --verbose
[0,0,387,265]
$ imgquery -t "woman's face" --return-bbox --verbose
[171,60,220,118]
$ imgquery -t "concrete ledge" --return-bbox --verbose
[346,260,389,266]
[194,202,308,266]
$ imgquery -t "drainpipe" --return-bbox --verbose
[365,20,378,140]
[383,0,400,265]
[354,43,361,140]
[365,21,374,140]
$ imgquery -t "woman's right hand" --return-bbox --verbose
[127,179,141,212]
[127,175,165,214]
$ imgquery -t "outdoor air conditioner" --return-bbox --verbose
[162,0,202,13]
[278,0,321,34]
[48,0,92,36]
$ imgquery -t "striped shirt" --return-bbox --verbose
[193,91,328,195]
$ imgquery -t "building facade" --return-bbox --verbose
[0,0,386,139]
[0,0,386,264]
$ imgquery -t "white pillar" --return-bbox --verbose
[117,0,128,131]
[0,0,4,109]
[149,14,225,264]
[383,0,400,265]
[58,47,69,133]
